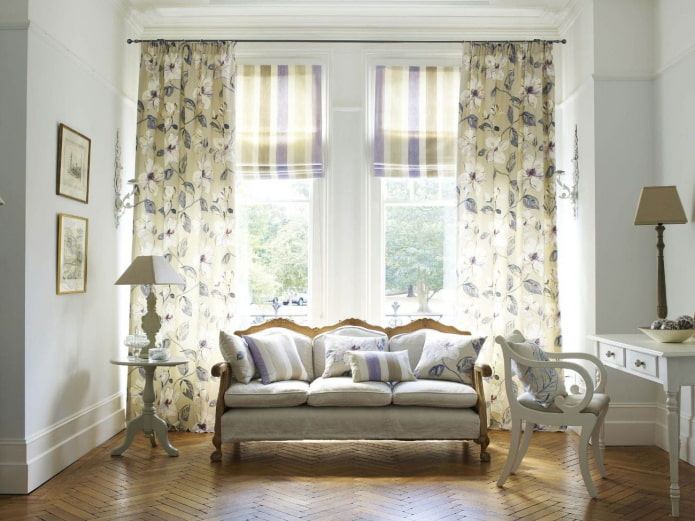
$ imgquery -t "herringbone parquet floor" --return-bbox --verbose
[1,429,694,521]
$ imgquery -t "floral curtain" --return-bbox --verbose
[456,42,561,429]
[127,41,237,432]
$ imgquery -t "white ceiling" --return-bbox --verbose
[123,0,575,41]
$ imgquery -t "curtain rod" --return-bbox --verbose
[127,38,566,45]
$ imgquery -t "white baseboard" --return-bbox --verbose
[602,402,658,446]
[0,393,125,494]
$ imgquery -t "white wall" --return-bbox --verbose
[0,2,29,445]
[0,0,138,494]
[653,0,695,463]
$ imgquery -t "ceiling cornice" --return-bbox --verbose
[125,1,571,41]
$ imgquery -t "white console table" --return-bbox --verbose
[590,333,695,518]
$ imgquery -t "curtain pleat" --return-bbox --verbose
[128,41,237,432]
[374,65,459,177]
[456,42,561,430]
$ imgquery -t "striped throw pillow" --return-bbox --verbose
[243,333,310,385]
[347,350,415,383]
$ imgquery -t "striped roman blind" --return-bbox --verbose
[236,64,324,178]
[373,65,459,177]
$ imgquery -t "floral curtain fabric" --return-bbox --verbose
[456,42,561,429]
[128,41,237,432]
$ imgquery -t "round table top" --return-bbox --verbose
[110,356,189,367]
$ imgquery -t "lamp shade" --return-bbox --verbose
[634,186,688,225]
[115,255,185,286]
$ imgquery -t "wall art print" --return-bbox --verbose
[57,123,91,203]
[57,213,88,294]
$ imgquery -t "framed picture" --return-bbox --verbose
[56,123,91,203]
[57,214,88,294]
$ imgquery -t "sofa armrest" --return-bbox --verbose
[473,363,491,461]
[211,361,232,462]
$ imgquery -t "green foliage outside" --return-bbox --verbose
[385,205,446,312]
[246,204,308,303]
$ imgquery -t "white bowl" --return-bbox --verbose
[639,327,695,343]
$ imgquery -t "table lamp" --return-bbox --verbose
[634,186,688,319]
[115,255,185,358]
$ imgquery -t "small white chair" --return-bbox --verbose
[495,331,610,498]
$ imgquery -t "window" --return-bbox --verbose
[234,62,324,326]
[383,177,456,325]
[371,65,460,325]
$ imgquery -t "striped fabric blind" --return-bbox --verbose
[236,64,324,178]
[374,65,459,177]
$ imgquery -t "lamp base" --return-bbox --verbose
[139,289,161,358]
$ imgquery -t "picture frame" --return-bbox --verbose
[57,214,88,294]
[56,123,91,203]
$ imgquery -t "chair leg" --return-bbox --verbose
[578,421,598,498]
[498,417,522,487]
[511,422,534,474]
[591,408,608,478]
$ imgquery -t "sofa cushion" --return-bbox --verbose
[509,339,567,408]
[246,327,314,381]
[392,380,478,408]
[224,380,309,408]
[347,350,415,383]
[244,333,310,385]
[219,330,257,384]
[413,331,486,386]
[320,333,386,378]
[388,329,428,370]
[313,326,388,377]
[307,377,392,407]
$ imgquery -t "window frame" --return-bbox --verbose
[364,51,462,324]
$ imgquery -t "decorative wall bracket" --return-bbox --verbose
[114,129,136,228]
[557,124,579,219]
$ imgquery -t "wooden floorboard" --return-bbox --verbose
[1,429,694,520]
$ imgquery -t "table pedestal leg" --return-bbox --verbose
[666,390,680,517]
[111,365,179,457]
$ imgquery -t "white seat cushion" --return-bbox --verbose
[224,380,309,408]
[307,377,392,407]
[392,380,478,408]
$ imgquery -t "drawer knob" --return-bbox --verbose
[634,360,646,368]
[605,350,615,358]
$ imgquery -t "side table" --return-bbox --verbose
[110,356,189,457]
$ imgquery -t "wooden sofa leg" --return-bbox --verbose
[479,436,491,462]
[210,433,222,462]
[232,442,241,459]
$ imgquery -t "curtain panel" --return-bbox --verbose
[374,65,459,178]
[456,42,561,430]
[236,64,324,179]
[128,41,237,432]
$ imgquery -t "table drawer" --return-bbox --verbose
[599,343,625,367]
[625,350,658,378]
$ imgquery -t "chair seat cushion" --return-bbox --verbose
[224,380,310,408]
[307,377,392,406]
[518,392,610,415]
[392,379,478,408]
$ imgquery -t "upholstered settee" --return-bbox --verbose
[210,318,492,463]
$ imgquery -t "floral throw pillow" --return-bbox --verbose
[322,334,386,377]
[509,340,567,408]
[413,331,486,386]
[219,330,257,384]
